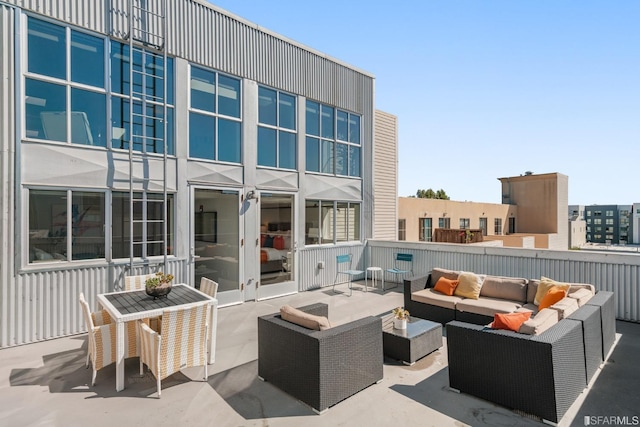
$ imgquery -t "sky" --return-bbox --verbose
[209,1,640,206]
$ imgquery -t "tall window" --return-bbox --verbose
[110,41,175,154]
[419,218,432,242]
[189,66,241,162]
[305,200,360,244]
[494,218,502,235]
[606,210,614,216]
[25,18,106,147]
[28,189,105,263]
[112,192,174,259]
[459,218,470,229]
[305,101,361,177]
[438,217,450,229]
[258,86,296,169]
[398,219,406,241]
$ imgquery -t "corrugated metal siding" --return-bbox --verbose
[297,244,365,292]
[2,0,107,33]
[0,3,16,348]
[373,110,398,240]
[369,240,640,322]
[7,259,188,347]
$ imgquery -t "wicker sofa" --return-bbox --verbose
[404,269,616,423]
[257,303,383,414]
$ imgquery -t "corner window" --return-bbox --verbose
[305,200,360,245]
[305,100,361,177]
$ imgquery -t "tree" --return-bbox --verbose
[416,188,450,200]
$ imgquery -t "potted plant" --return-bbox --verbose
[392,307,410,330]
[145,272,174,299]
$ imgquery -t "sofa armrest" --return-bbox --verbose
[403,272,431,308]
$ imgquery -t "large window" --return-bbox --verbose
[459,218,470,229]
[258,86,296,169]
[26,18,106,147]
[28,189,105,263]
[419,218,432,242]
[479,217,488,236]
[305,101,361,177]
[305,200,360,244]
[398,219,406,241]
[110,41,175,154]
[112,192,174,259]
[24,17,175,153]
[494,218,503,235]
[438,217,450,229]
[189,66,241,163]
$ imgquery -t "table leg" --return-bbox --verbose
[115,320,125,391]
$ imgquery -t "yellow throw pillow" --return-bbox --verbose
[454,272,484,299]
[534,276,571,306]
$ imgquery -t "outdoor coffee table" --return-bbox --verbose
[377,313,442,365]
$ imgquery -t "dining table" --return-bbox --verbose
[97,284,218,392]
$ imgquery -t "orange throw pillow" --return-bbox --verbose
[492,312,532,332]
[538,286,568,310]
[433,277,459,296]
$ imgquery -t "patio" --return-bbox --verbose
[1,283,638,427]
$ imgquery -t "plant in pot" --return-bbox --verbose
[392,307,410,330]
[145,272,174,299]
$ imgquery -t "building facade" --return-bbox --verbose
[0,0,387,347]
[585,205,631,244]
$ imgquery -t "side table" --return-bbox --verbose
[365,267,384,291]
[377,312,442,365]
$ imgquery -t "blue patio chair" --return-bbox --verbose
[385,253,413,290]
[333,254,364,297]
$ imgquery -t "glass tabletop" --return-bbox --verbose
[378,312,440,339]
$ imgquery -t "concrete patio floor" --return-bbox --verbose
[1,282,639,427]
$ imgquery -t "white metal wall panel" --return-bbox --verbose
[373,110,398,240]
[304,174,362,201]
[186,161,243,186]
[2,0,107,33]
[369,240,640,322]
[256,169,298,190]
[297,244,365,292]
[0,3,16,348]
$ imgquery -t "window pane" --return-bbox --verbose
[71,192,105,260]
[306,136,319,172]
[337,110,348,141]
[258,127,277,167]
[321,202,334,243]
[218,75,240,118]
[145,53,165,102]
[71,88,106,147]
[111,97,129,149]
[28,18,65,79]
[144,104,166,154]
[189,112,215,160]
[112,192,140,258]
[166,57,175,105]
[349,114,360,144]
[321,105,334,139]
[110,41,129,95]
[349,146,361,177]
[336,202,348,242]
[71,31,104,87]
[29,190,67,263]
[258,87,277,126]
[218,118,241,163]
[191,67,216,112]
[305,200,320,244]
[321,140,334,174]
[306,101,319,136]
[351,203,361,241]
[279,131,296,170]
[335,142,348,176]
[279,93,296,130]
[166,107,175,155]
[25,79,67,141]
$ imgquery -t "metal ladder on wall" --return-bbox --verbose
[124,0,169,275]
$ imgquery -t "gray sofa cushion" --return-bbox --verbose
[550,297,580,319]
[569,288,594,306]
[412,288,463,310]
[480,276,528,303]
[518,308,559,335]
[456,297,523,318]
[528,279,596,304]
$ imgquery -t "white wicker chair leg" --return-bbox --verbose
[91,369,97,386]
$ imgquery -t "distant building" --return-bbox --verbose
[569,205,586,220]
[568,205,586,248]
[398,172,569,250]
[632,203,640,244]
[585,205,631,244]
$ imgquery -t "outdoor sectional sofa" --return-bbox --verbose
[403,268,616,424]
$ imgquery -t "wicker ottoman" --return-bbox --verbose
[378,313,442,365]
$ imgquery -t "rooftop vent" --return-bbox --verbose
[524,171,533,176]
